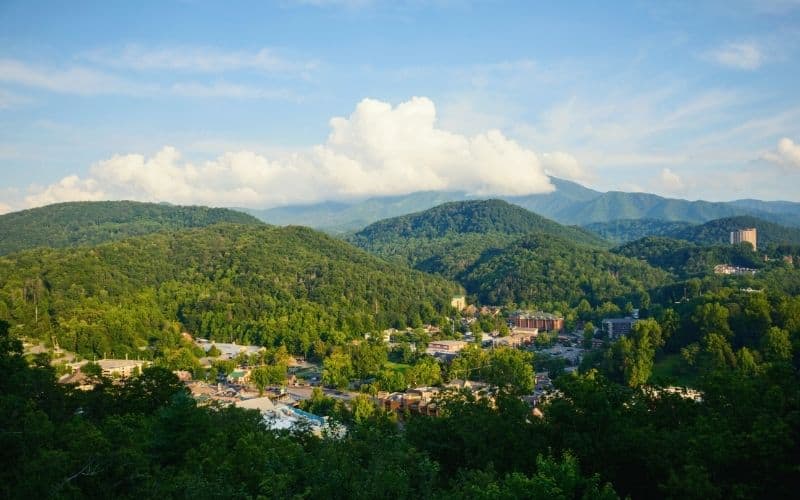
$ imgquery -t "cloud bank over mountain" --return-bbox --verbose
[22,97,582,209]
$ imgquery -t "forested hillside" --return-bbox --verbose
[351,199,607,250]
[461,234,667,306]
[613,236,764,276]
[583,219,695,243]
[671,215,800,247]
[352,201,666,309]
[0,224,459,358]
[0,201,263,255]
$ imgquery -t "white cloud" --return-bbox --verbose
[0,58,298,99]
[658,168,686,193]
[541,152,591,183]
[0,202,12,215]
[83,45,318,74]
[762,137,800,169]
[21,97,558,209]
[24,175,106,207]
[704,41,764,70]
[0,58,153,96]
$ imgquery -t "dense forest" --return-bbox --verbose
[0,224,459,359]
[351,200,665,309]
[3,297,799,498]
[0,201,263,255]
[583,219,695,243]
[350,199,608,249]
[461,234,667,307]
[614,237,767,277]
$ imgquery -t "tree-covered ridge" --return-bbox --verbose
[461,233,668,306]
[614,237,765,276]
[0,224,459,358]
[351,199,608,248]
[583,218,695,243]
[671,215,800,247]
[0,200,264,255]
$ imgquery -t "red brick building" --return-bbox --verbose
[509,311,564,332]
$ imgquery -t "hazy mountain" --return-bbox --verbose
[242,191,474,234]
[0,201,264,256]
[583,219,695,244]
[242,178,800,232]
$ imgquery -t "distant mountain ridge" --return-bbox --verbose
[585,215,800,247]
[0,201,264,255]
[242,178,800,232]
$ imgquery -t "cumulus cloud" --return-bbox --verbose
[0,202,12,215]
[25,175,106,207]
[704,42,763,70]
[658,168,686,194]
[22,97,559,209]
[762,137,800,169]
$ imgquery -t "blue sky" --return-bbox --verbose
[1,0,799,212]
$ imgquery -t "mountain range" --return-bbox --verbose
[242,178,800,233]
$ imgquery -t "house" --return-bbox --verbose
[195,339,265,360]
[601,317,638,339]
[228,369,251,385]
[426,340,468,358]
[451,296,467,311]
[492,330,538,348]
[96,359,149,378]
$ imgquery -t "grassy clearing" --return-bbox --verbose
[384,361,413,374]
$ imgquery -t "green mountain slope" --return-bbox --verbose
[462,233,667,306]
[0,224,459,358]
[613,236,763,276]
[583,219,696,243]
[0,201,264,255]
[351,200,665,307]
[352,199,607,248]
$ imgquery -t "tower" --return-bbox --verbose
[730,227,757,251]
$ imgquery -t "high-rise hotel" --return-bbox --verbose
[730,227,757,251]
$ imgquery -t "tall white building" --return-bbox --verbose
[730,227,757,251]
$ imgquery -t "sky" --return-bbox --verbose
[1,0,800,213]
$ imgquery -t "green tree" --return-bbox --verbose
[322,351,353,390]
[484,347,535,395]
[603,318,663,387]
[406,356,442,387]
[250,365,286,395]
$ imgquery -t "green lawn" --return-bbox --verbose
[384,361,413,374]
[649,353,699,388]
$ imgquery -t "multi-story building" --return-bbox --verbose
[509,311,564,332]
[730,227,757,251]
[601,317,638,339]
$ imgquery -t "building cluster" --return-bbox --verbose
[376,380,491,417]
[59,358,151,390]
[714,264,757,276]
